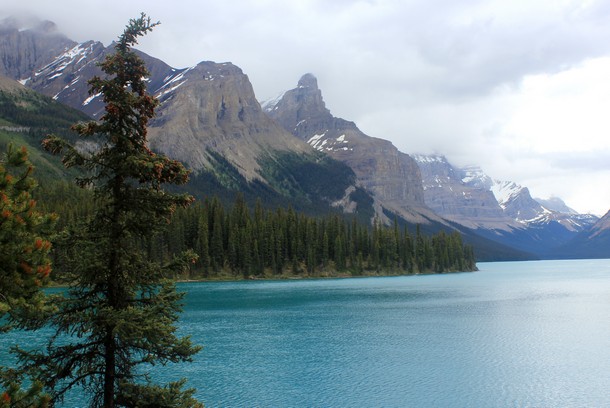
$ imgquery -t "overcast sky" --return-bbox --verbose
[3,0,610,215]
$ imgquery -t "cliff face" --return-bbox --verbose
[148,62,310,178]
[0,18,75,80]
[414,155,515,230]
[264,74,433,223]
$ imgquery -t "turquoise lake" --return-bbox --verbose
[173,259,610,407]
[4,259,610,407]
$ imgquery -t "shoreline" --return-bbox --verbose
[175,267,477,284]
[49,267,477,288]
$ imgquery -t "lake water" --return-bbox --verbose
[170,259,610,407]
[3,259,610,407]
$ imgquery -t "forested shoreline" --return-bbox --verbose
[43,184,476,282]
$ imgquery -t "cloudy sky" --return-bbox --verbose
[3,0,610,215]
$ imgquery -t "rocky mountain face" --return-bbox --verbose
[413,155,515,230]
[148,62,309,179]
[0,18,75,80]
[263,73,435,224]
[0,19,371,218]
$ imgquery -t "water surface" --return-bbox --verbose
[170,259,610,407]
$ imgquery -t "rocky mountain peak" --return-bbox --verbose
[33,20,59,34]
[297,73,318,89]
[265,74,432,223]
[460,165,493,190]
[264,72,331,131]
[0,16,75,81]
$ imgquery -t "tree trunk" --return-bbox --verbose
[103,329,116,408]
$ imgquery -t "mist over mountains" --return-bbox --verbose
[1,16,608,260]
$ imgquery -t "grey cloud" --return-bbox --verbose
[547,150,610,172]
[413,3,610,99]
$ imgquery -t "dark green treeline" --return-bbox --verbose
[38,184,476,280]
[144,194,476,279]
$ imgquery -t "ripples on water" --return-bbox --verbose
[3,260,610,407]
[161,260,609,407]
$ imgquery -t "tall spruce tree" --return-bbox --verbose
[24,14,202,407]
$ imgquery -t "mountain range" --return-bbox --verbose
[1,16,608,260]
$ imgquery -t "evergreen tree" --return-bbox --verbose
[0,145,56,407]
[0,145,56,330]
[23,15,202,407]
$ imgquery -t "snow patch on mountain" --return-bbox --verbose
[461,165,493,190]
[308,132,327,150]
[82,92,101,106]
[260,92,286,112]
[155,66,194,99]
[491,180,522,209]
[306,132,353,152]
[33,42,98,80]
[412,154,445,164]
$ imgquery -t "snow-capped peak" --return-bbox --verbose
[460,165,492,189]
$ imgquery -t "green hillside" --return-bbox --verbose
[0,80,91,182]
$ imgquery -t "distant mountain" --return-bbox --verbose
[535,197,577,214]
[413,154,599,257]
[413,155,514,230]
[552,210,610,259]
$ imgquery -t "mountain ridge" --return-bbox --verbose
[413,153,603,257]
[0,21,376,222]
[2,17,608,260]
